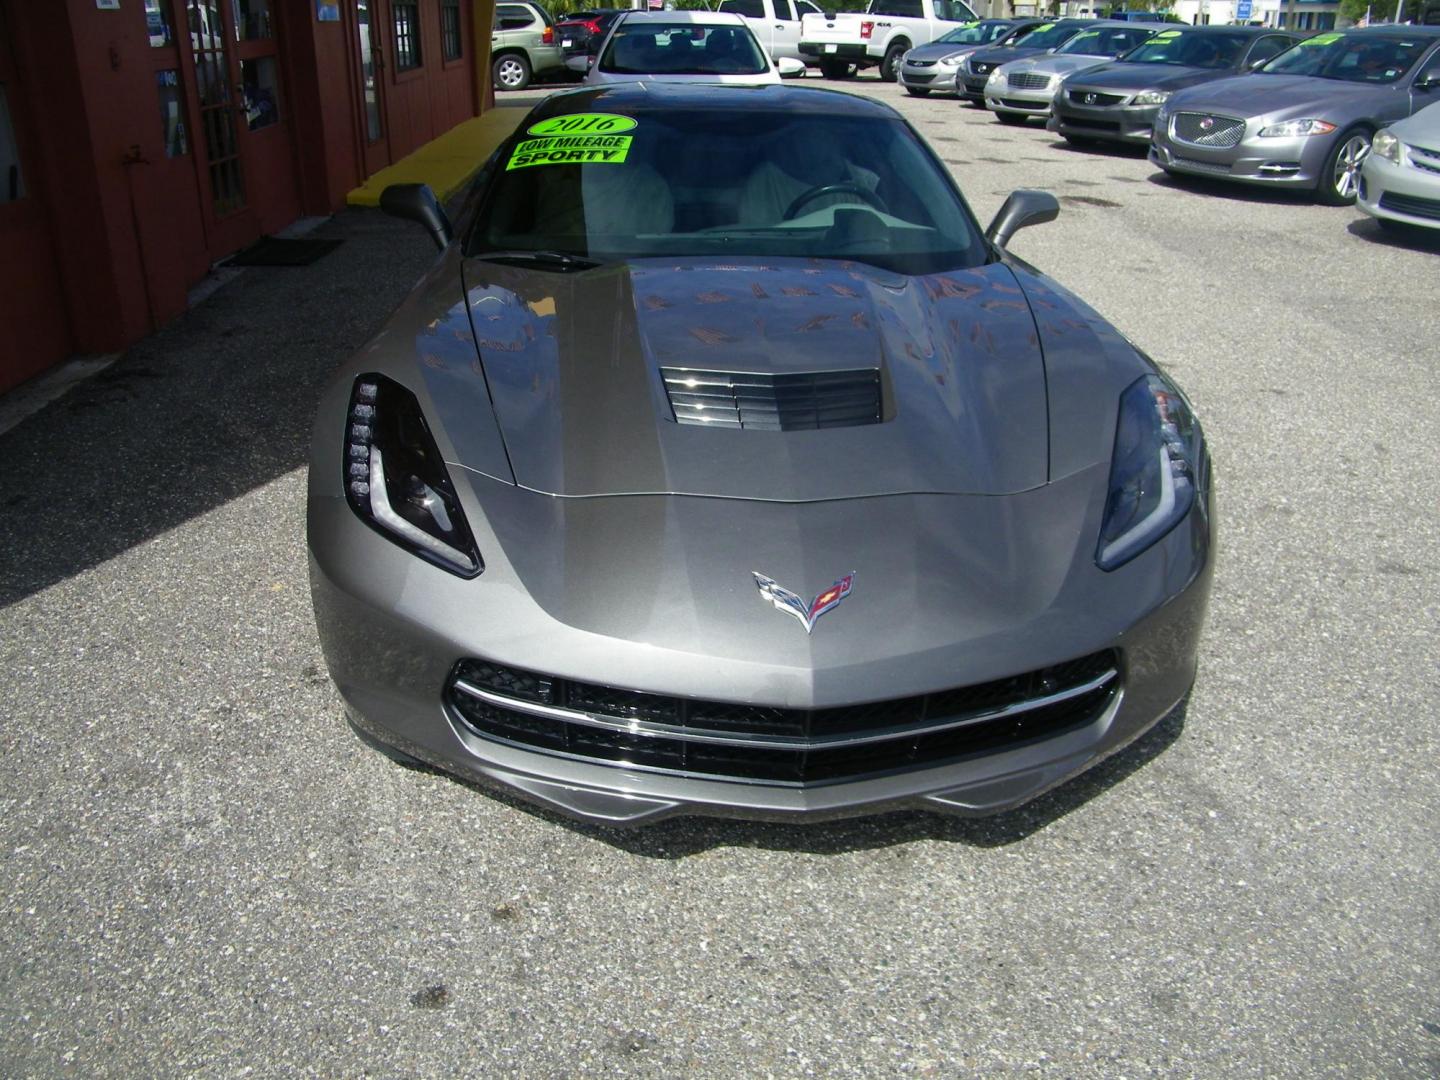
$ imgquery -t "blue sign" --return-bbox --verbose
[1236,0,1253,18]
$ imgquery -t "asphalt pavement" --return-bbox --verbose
[1,74,1437,1078]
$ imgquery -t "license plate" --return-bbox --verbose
[562,38,573,46]
[824,43,837,53]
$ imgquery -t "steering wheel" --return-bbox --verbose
[782,183,887,221]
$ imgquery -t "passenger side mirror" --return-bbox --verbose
[777,56,806,77]
[380,183,453,251]
[985,189,1060,249]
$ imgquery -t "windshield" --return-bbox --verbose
[937,20,1011,46]
[1057,26,1155,56]
[471,108,986,275]
[1259,33,1431,83]
[598,22,769,76]
[1120,29,1247,68]
[1010,22,1082,51]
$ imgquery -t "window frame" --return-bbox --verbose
[441,0,464,65]
[393,0,424,73]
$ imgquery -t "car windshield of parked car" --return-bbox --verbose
[1057,27,1155,56]
[1258,33,1431,83]
[598,22,769,75]
[1121,30,1246,68]
[936,20,1009,46]
[1008,22,1081,51]
[472,108,985,275]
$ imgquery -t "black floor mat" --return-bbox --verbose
[224,236,343,267]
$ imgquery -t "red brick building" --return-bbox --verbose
[0,0,489,395]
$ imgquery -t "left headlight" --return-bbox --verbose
[344,374,483,578]
[1371,128,1401,163]
[1258,118,1336,138]
[1096,374,1206,572]
[1132,89,1169,106]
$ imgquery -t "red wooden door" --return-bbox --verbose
[0,3,71,394]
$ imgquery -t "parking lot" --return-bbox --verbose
[1,71,1437,1077]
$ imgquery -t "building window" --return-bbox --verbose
[0,85,25,203]
[394,2,422,70]
[232,0,274,40]
[240,57,281,131]
[145,0,176,47]
[156,70,189,156]
[441,0,462,61]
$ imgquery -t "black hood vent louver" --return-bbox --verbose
[661,367,882,432]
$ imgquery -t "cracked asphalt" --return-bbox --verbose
[1,74,1437,1078]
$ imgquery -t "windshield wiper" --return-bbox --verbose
[472,250,605,272]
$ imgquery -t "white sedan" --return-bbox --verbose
[583,10,803,86]
[1358,99,1440,233]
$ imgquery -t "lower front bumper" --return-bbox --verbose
[1049,103,1157,144]
[1149,133,1324,190]
[1357,154,1440,230]
[899,65,960,91]
[985,90,1053,117]
[310,529,1212,828]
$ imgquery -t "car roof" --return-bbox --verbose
[535,83,904,122]
[614,10,747,25]
[1342,24,1440,36]
[1148,24,1287,35]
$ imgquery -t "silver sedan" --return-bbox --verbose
[1358,98,1440,230]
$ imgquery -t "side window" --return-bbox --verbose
[877,0,922,16]
[796,0,823,13]
[1245,35,1290,67]
[496,5,533,30]
[719,0,766,16]
[776,0,796,22]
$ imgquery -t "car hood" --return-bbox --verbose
[434,257,1049,502]
[1004,52,1109,76]
[1170,72,1400,117]
[905,42,981,62]
[1063,60,1235,93]
[1387,97,1440,140]
[970,44,1048,65]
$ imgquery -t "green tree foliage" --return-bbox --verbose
[1337,0,1426,21]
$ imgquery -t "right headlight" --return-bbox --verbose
[1371,128,1401,163]
[1132,89,1170,106]
[344,374,483,578]
[1096,374,1206,571]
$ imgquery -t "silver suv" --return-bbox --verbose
[492,1,566,91]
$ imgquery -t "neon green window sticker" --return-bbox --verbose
[1032,22,1055,31]
[526,113,638,137]
[1152,29,1182,39]
[507,134,633,169]
[1300,32,1343,46]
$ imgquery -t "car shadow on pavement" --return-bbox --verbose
[1145,170,1315,205]
[384,697,1190,857]
[1045,138,1148,159]
[1345,214,1440,253]
[0,210,437,610]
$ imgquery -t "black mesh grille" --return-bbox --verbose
[446,652,1119,786]
[661,368,882,431]
[1379,191,1440,221]
[1068,89,1125,106]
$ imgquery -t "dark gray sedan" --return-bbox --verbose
[1150,27,1440,204]
[1049,26,1304,149]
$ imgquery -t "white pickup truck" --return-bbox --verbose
[798,0,979,81]
[714,0,827,63]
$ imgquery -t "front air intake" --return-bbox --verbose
[661,367,882,431]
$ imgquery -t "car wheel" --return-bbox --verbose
[905,86,931,97]
[819,57,854,79]
[492,52,531,92]
[880,43,906,83]
[1317,127,1370,206]
[995,111,1028,126]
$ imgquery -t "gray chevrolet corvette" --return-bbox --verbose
[308,84,1214,827]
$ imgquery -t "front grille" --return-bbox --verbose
[1068,89,1125,107]
[904,72,937,83]
[1409,143,1440,174]
[1172,154,1233,175]
[661,367,882,431]
[1171,112,1245,149]
[907,58,936,68]
[445,652,1120,786]
[1379,191,1440,221]
[969,60,997,75]
[1007,71,1050,90]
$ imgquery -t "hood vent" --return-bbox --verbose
[661,367,882,432]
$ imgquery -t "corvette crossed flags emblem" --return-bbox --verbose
[752,572,855,634]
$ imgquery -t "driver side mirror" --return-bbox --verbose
[985,189,1060,249]
[777,56,807,78]
[380,183,453,251]
[1416,73,1440,91]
